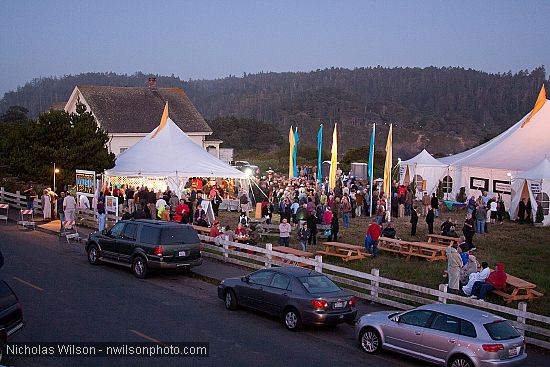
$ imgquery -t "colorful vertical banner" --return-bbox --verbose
[368,123,375,215]
[288,126,295,178]
[317,124,323,183]
[329,123,338,190]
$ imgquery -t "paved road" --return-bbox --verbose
[0,224,545,366]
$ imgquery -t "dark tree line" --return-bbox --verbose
[1,67,547,158]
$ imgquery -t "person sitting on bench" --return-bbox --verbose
[470,262,507,300]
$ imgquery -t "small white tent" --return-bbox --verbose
[399,149,448,199]
[510,158,550,226]
[105,116,246,192]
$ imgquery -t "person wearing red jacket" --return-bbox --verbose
[175,199,190,223]
[470,262,507,300]
[365,219,382,258]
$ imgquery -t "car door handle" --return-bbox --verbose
[448,338,457,343]
[283,292,288,296]
[415,331,422,336]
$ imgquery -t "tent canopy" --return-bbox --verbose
[106,117,246,179]
[515,158,550,180]
[440,99,550,171]
[401,149,447,167]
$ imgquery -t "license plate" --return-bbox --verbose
[178,251,187,257]
[333,301,346,309]
[508,347,520,357]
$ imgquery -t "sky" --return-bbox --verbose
[0,0,549,95]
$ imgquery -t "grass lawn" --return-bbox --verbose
[217,205,550,316]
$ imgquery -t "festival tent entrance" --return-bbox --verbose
[105,116,246,193]
[439,93,550,205]
[399,149,448,199]
[510,158,550,226]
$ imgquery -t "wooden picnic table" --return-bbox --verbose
[317,242,369,262]
[427,234,459,247]
[272,246,313,267]
[491,272,544,303]
[192,225,211,235]
[378,237,447,262]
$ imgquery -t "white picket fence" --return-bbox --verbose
[0,187,118,229]
[199,234,550,350]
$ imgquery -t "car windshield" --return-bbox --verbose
[484,320,521,340]
[298,275,341,294]
[161,227,199,244]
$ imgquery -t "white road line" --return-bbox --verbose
[12,276,44,291]
[129,329,167,346]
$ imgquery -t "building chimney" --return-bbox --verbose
[148,77,157,90]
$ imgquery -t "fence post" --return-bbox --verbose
[517,302,527,336]
[15,191,21,209]
[370,268,380,300]
[265,243,272,268]
[222,241,229,262]
[438,284,448,303]
[315,255,323,273]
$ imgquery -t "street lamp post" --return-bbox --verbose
[53,163,60,192]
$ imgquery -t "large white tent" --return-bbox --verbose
[106,116,246,192]
[510,158,550,226]
[399,149,448,199]
[439,93,550,205]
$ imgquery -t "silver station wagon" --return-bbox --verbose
[355,304,526,367]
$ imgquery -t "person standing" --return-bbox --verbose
[23,184,37,212]
[462,213,476,249]
[278,218,291,247]
[41,189,52,221]
[341,196,351,228]
[57,192,65,233]
[405,188,413,216]
[447,243,463,294]
[306,210,318,247]
[329,215,339,242]
[431,193,439,218]
[422,192,430,216]
[475,204,486,234]
[298,223,311,251]
[410,206,418,236]
[63,192,77,222]
[355,190,364,217]
[426,205,435,234]
[97,199,106,231]
[497,195,506,224]
[376,200,385,226]
[211,190,223,217]
[365,219,382,258]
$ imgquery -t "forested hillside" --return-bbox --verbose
[1,67,547,158]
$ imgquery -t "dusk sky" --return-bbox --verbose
[1,0,548,96]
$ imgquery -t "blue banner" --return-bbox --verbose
[293,128,299,177]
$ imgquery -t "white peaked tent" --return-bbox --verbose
[439,94,550,204]
[399,149,448,198]
[510,158,550,226]
[105,116,246,192]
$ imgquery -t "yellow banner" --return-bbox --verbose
[288,126,295,178]
[329,124,338,190]
[383,124,393,197]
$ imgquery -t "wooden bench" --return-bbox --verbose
[318,242,369,262]
[490,272,544,303]
[378,237,447,261]
[272,246,313,267]
[427,234,459,247]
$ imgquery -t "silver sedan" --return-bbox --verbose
[355,303,527,367]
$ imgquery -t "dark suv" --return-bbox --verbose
[86,220,203,278]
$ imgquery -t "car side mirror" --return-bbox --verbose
[390,315,400,323]
[241,276,249,283]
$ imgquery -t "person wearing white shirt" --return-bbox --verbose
[462,261,491,296]
[79,194,90,210]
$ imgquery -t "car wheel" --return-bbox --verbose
[283,308,302,331]
[87,244,101,265]
[359,327,382,354]
[132,256,149,279]
[224,289,238,310]
[449,355,473,367]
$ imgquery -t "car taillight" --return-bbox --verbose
[348,297,356,307]
[311,299,329,309]
[153,246,163,256]
[482,344,504,352]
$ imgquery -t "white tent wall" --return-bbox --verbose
[449,166,514,207]
[398,149,448,200]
